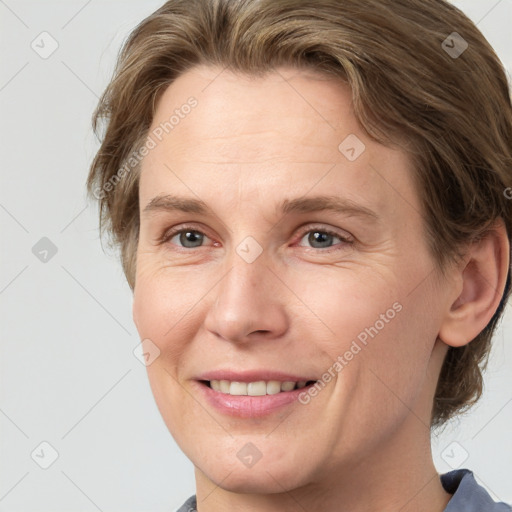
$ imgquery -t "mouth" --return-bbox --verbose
[199,379,318,396]
[194,377,321,418]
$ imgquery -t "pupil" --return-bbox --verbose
[309,231,332,248]
[181,231,203,247]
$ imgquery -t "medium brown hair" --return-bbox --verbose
[87,0,512,427]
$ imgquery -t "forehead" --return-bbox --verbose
[150,65,361,162]
[140,65,420,220]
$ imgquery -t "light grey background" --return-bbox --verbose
[0,1,511,510]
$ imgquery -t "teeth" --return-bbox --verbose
[229,381,248,395]
[281,381,296,391]
[266,381,281,395]
[208,379,313,396]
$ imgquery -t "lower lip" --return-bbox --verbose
[194,381,315,418]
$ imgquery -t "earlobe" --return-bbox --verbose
[438,219,510,348]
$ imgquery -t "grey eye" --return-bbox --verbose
[299,230,341,249]
[174,230,205,248]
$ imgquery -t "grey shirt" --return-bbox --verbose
[175,469,511,511]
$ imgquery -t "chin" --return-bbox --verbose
[193,448,314,495]
[213,467,307,495]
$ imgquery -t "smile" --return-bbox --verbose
[194,377,320,418]
[205,379,316,396]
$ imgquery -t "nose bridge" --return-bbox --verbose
[217,253,270,318]
[218,229,272,305]
[205,248,288,342]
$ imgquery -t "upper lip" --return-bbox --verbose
[195,369,319,383]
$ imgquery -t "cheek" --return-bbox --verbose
[303,266,438,411]
[344,286,440,426]
[132,263,204,438]
[133,257,205,338]
[295,268,402,356]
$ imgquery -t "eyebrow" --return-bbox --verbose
[142,193,379,221]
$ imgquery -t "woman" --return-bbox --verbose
[87,0,512,510]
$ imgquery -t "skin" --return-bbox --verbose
[132,65,509,511]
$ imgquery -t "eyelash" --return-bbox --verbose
[158,223,353,252]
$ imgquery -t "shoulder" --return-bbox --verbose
[174,495,197,512]
[174,474,511,512]
[441,469,511,511]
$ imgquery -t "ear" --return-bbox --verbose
[438,218,510,348]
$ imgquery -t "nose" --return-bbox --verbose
[203,256,289,344]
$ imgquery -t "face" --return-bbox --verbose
[133,65,452,495]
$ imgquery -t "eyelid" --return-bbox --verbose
[159,223,214,245]
[294,223,354,244]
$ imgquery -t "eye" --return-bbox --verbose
[161,226,213,249]
[159,224,352,251]
[296,227,352,250]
